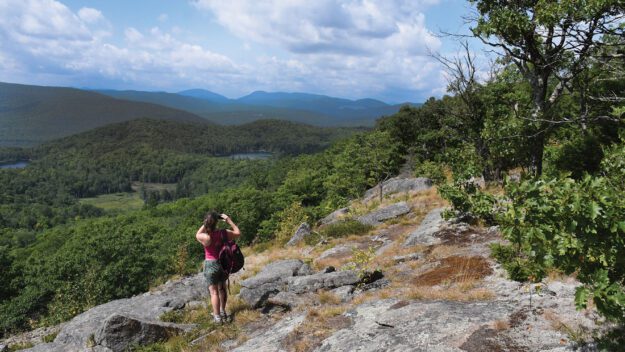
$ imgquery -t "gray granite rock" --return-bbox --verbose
[22,274,207,352]
[94,314,195,352]
[393,253,421,264]
[314,299,512,352]
[319,208,349,226]
[356,201,411,226]
[286,222,311,246]
[403,207,446,247]
[364,177,432,202]
[239,259,309,308]
[267,291,301,308]
[316,245,352,261]
[330,286,355,302]
[287,270,361,294]
[231,313,306,352]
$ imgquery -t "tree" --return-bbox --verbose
[470,0,625,175]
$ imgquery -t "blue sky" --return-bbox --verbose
[0,0,478,103]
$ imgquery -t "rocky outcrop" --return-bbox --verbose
[231,314,306,352]
[363,177,432,202]
[21,274,207,352]
[286,222,311,246]
[314,299,513,352]
[95,314,195,352]
[239,259,311,308]
[356,201,411,226]
[238,259,374,309]
[319,207,349,227]
[403,207,446,246]
[287,270,360,294]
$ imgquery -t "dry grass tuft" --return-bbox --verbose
[285,306,352,352]
[493,319,511,331]
[413,256,493,287]
[317,291,341,305]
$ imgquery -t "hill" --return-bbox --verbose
[96,88,418,127]
[95,89,337,126]
[0,82,206,147]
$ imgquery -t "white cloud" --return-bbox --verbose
[78,7,103,24]
[192,0,441,56]
[0,0,449,102]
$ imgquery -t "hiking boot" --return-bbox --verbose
[220,312,232,323]
[213,314,223,325]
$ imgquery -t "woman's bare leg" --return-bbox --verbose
[218,281,228,313]
[208,284,221,316]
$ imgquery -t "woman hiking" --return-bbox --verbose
[196,211,241,324]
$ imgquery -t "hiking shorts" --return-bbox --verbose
[203,259,227,286]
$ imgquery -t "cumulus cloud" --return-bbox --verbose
[191,0,446,100]
[192,0,441,55]
[0,0,242,91]
[0,0,449,102]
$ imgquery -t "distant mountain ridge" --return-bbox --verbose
[0,82,207,147]
[97,88,420,126]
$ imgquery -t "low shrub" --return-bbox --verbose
[319,220,372,239]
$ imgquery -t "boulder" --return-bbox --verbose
[363,177,432,202]
[266,291,314,309]
[403,207,446,247]
[95,314,195,352]
[330,285,355,302]
[22,273,207,352]
[393,253,421,264]
[319,207,349,226]
[239,259,309,308]
[356,202,411,226]
[287,270,361,294]
[316,245,353,261]
[286,223,311,246]
[231,314,306,352]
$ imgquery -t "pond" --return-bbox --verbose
[0,161,29,169]
[225,152,273,160]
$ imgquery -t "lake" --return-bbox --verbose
[225,152,273,160]
[0,161,29,169]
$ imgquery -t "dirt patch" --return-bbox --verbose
[460,325,528,352]
[413,256,493,286]
[508,309,528,328]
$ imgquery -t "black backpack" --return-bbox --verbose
[218,230,244,275]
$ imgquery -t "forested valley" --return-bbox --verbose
[1,0,625,344]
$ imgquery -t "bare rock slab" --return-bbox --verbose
[403,207,446,247]
[319,207,349,227]
[239,259,310,308]
[95,314,195,352]
[364,177,432,202]
[287,270,361,294]
[286,222,311,246]
[314,299,512,352]
[231,314,306,352]
[356,201,411,226]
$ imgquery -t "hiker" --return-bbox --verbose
[196,211,241,324]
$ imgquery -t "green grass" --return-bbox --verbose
[130,182,177,193]
[79,192,144,212]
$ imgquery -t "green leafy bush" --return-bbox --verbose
[319,220,372,239]
[438,180,495,224]
[414,160,446,185]
[495,175,625,322]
